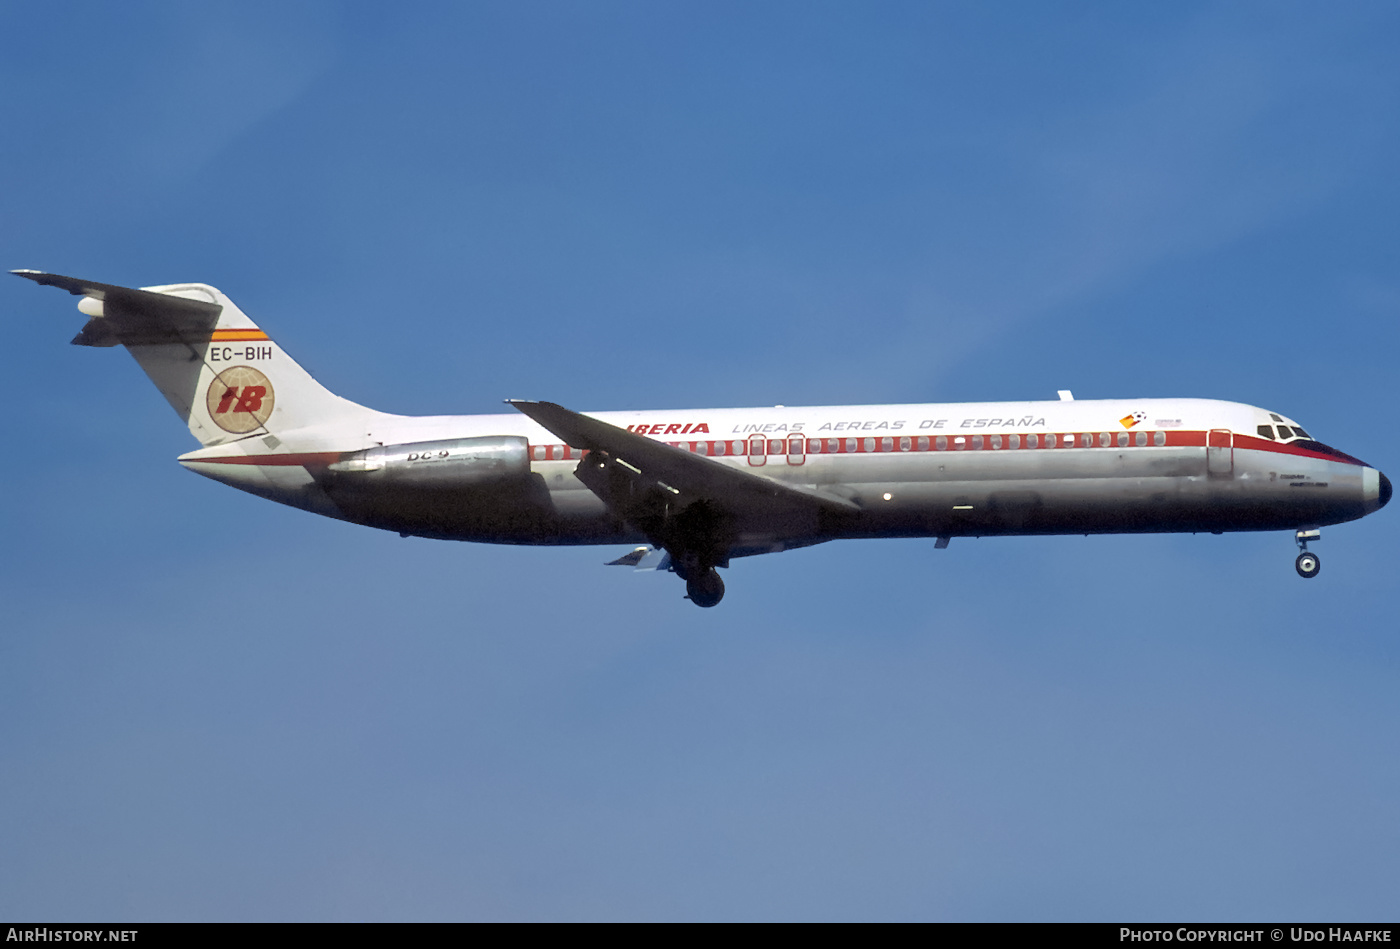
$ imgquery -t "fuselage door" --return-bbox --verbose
[748,435,767,467]
[786,436,805,466]
[1207,428,1233,476]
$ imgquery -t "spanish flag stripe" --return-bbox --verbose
[211,330,270,341]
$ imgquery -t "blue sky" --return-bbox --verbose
[2,1,1398,921]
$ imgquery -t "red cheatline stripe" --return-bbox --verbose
[210,329,270,341]
[534,432,1190,457]
[527,429,1364,465]
[1232,433,1366,466]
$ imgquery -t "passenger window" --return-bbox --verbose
[1256,425,1274,440]
[1099,432,1111,447]
[991,434,1002,450]
[1135,431,1147,447]
[698,442,709,455]
[1046,434,1056,448]
[882,436,893,452]
[1153,431,1165,446]
[917,436,929,451]
[1080,433,1092,448]
[1027,434,1039,448]
[532,445,545,461]
[714,442,726,456]
[954,436,966,450]
[936,436,947,451]
[846,438,857,453]
[827,438,838,453]
[899,436,911,452]
[1007,434,1020,449]
[1118,432,1129,447]
[864,437,876,452]
[972,435,983,450]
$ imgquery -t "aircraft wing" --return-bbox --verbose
[507,400,861,517]
[12,270,222,347]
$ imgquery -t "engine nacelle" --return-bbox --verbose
[327,435,530,488]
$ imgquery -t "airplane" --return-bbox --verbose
[15,270,1391,607]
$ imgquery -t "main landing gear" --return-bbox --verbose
[1295,529,1321,579]
[670,550,726,608]
[684,567,725,608]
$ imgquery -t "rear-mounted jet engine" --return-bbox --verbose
[327,436,530,488]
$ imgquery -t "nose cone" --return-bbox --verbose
[1361,467,1389,513]
[1365,467,1391,513]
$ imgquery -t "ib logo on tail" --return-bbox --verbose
[206,366,275,433]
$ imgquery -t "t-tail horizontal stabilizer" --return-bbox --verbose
[13,269,223,347]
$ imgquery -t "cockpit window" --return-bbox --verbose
[1276,425,1293,439]
[1257,425,1274,440]
[1292,426,1310,439]
[1270,413,1283,422]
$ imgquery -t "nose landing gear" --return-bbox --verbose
[1295,529,1321,579]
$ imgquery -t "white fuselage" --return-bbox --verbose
[179,396,1388,552]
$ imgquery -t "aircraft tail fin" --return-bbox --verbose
[14,270,378,447]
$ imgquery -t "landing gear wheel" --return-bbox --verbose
[1295,551,1321,579]
[685,568,725,608]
